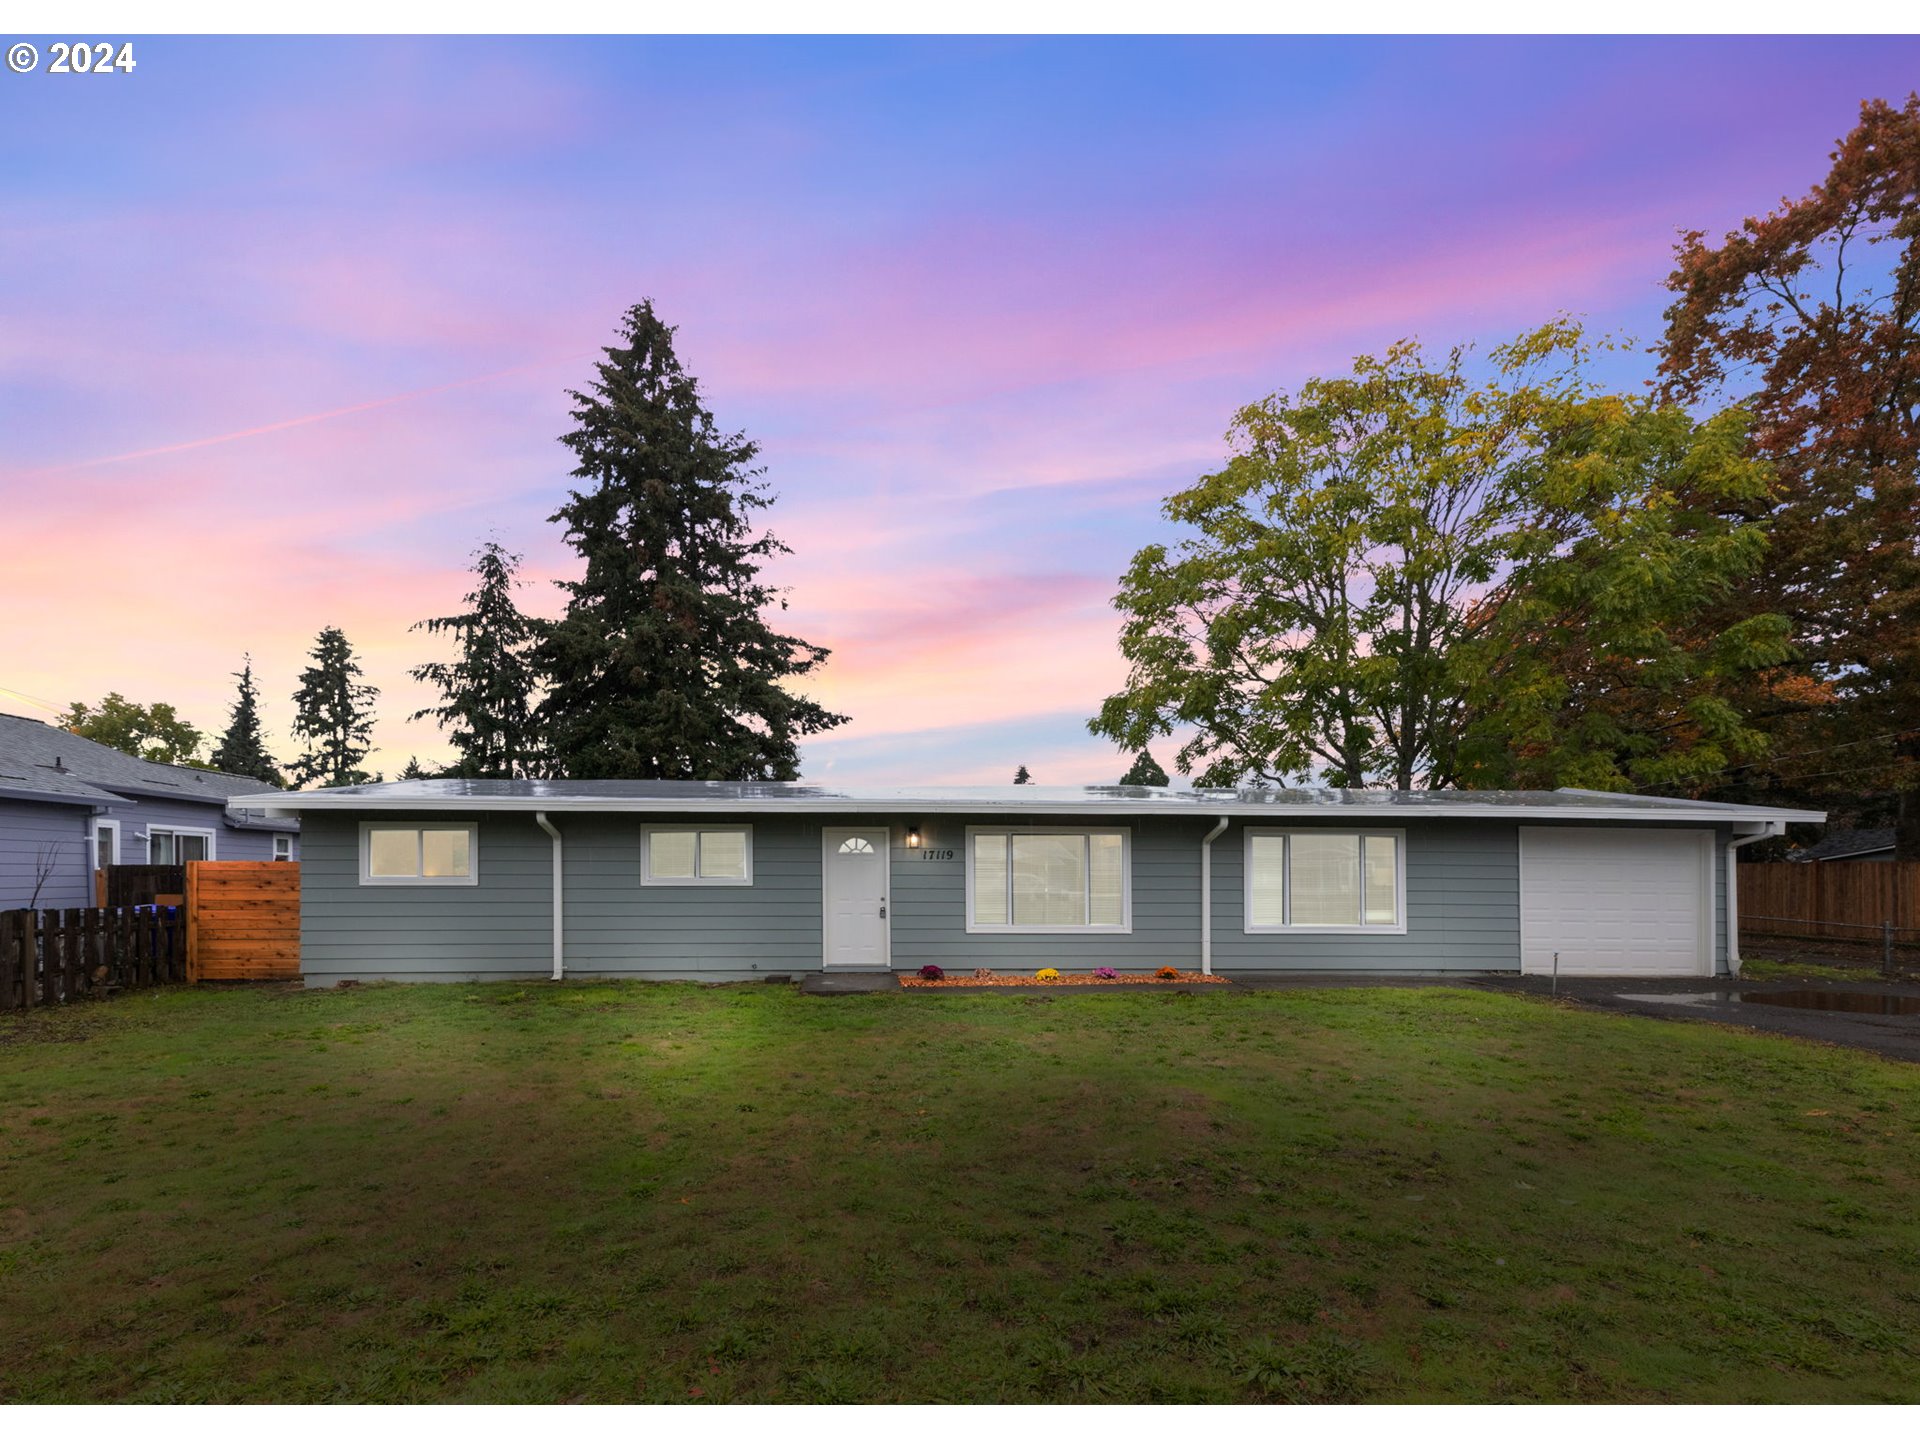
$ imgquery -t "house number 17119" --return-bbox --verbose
[918,848,955,860]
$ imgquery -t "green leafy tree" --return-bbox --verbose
[1452,402,1791,791]
[1013,765,1032,785]
[410,539,544,778]
[208,656,283,785]
[1659,94,1920,854]
[63,693,204,766]
[1120,749,1170,786]
[533,301,847,779]
[1091,324,1786,791]
[288,627,379,788]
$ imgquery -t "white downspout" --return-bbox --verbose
[1725,820,1784,978]
[1200,817,1229,976]
[535,811,564,981]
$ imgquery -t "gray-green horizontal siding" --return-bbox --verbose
[299,811,555,983]
[296,808,1740,983]
[562,813,821,976]
[889,815,1204,968]
[1209,819,1519,972]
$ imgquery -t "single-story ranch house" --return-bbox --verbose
[2,710,297,910]
[228,780,1821,986]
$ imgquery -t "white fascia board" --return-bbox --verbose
[224,794,1829,824]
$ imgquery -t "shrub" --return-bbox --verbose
[973,968,994,979]
[1034,968,1061,981]
[918,965,945,981]
[1093,966,1119,980]
[1155,965,1181,980]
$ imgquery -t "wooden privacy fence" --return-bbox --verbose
[185,860,300,982]
[0,906,187,1009]
[1738,861,1920,944]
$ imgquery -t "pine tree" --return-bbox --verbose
[1120,749,1169,786]
[398,756,431,780]
[1013,765,1032,785]
[534,301,847,779]
[208,656,284,785]
[288,627,379,788]
[410,539,543,778]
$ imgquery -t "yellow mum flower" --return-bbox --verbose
[1034,968,1061,981]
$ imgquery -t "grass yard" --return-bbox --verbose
[3,982,1920,1403]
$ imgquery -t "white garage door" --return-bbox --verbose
[1519,828,1713,977]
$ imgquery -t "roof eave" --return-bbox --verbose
[223,793,1829,824]
[0,784,110,810]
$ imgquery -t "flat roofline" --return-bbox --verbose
[224,791,1826,825]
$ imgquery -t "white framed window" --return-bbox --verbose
[272,834,293,861]
[92,819,119,870]
[1244,829,1405,934]
[966,826,1131,934]
[147,827,216,865]
[358,822,478,886]
[641,825,753,886]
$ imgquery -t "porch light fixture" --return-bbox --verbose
[906,825,922,848]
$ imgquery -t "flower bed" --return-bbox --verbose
[900,968,1228,988]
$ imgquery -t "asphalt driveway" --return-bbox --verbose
[1478,974,1920,1064]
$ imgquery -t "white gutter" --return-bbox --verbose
[1200,817,1229,976]
[1725,820,1786,977]
[535,811,564,981]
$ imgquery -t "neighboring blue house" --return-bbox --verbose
[0,711,298,910]
[227,779,1820,986]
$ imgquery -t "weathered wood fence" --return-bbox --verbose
[186,860,300,982]
[1738,861,1920,943]
[96,864,188,908]
[0,906,187,1010]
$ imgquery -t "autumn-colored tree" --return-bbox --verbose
[1091,323,1786,791]
[1659,94,1920,855]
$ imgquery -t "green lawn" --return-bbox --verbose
[3,982,1919,1403]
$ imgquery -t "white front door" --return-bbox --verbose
[1520,827,1713,977]
[823,828,890,970]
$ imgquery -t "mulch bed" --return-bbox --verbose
[900,970,1229,988]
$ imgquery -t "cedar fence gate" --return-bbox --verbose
[185,860,301,982]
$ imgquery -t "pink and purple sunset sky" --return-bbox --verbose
[4,35,1918,784]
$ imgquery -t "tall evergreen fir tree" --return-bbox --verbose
[1013,765,1033,784]
[410,539,543,778]
[1120,749,1170,786]
[288,627,379,787]
[534,301,847,779]
[209,655,283,785]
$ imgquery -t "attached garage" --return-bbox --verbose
[1519,827,1714,977]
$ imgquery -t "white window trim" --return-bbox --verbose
[964,825,1133,935]
[92,819,119,869]
[271,834,294,861]
[640,823,754,887]
[147,826,217,864]
[1243,827,1408,935]
[357,820,480,886]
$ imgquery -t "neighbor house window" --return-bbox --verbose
[642,825,752,885]
[147,827,215,865]
[967,827,1129,933]
[92,820,119,870]
[272,835,293,861]
[1244,830,1403,933]
[358,822,477,885]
